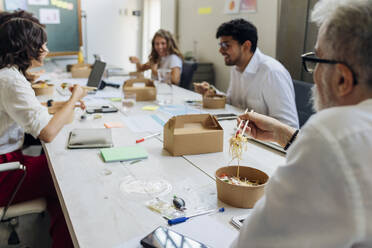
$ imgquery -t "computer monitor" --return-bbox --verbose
[87,60,106,89]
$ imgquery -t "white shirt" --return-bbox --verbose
[159,54,183,70]
[0,67,51,154]
[232,99,372,248]
[226,49,299,128]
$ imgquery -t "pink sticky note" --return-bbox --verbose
[104,122,124,128]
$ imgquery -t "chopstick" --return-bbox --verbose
[241,110,254,135]
[235,108,248,137]
[61,83,97,91]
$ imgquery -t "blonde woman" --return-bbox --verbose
[130,29,183,84]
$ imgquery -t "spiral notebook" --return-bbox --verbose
[100,145,148,162]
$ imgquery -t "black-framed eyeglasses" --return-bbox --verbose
[301,52,339,73]
[218,42,230,50]
[301,52,358,85]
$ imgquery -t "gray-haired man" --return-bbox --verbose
[233,0,372,247]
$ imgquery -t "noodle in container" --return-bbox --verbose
[215,165,269,208]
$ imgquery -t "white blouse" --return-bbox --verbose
[159,54,183,70]
[0,67,51,154]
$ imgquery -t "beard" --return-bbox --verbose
[310,83,337,112]
[222,53,241,66]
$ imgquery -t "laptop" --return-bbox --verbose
[87,60,107,90]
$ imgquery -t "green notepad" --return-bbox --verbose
[100,145,148,162]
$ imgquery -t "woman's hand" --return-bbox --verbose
[239,112,296,147]
[69,84,88,102]
[129,56,140,64]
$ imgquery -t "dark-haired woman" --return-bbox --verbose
[0,15,87,248]
[129,29,183,84]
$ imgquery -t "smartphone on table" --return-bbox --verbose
[140,226,210,248]
[214,113,238,121]
[86,105,118,114]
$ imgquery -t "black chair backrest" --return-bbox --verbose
[180,61,198,90]
[293,79,315,127]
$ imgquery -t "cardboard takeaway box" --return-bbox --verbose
[163,114,223,156]
[32,81,54,96]
[203,94,226,109]
[123,78,156,101]
[70,63,92,78]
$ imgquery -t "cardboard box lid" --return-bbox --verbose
[203,95,226,109]
[123,78,156,92]
[165,114,222,131]
[163,114,223,156]
[70,63,92,71]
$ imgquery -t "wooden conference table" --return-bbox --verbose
[39,76,286,248]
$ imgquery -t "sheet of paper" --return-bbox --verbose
[82,97,110,107]
[240,0,257,13]
[51,0,74,10]
[5,0,27,10]
[121,115,163,133]
[28,0,48,5]
[224,0,241,14]
[94,91,121,98]
[171,215,238,248]
[39,8,60,24]
[159,105,205,117]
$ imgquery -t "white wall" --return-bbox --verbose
[142,0,161,62]
[178,0,279,92]
[81,0,142,71]
[160,0,176,35]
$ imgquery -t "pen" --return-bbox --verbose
[168,207,225,225]
[136,132,161,143]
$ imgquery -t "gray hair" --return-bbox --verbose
[311,0,372,89]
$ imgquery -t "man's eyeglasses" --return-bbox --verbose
[218,42,230,50]
[301,52,339,73]
[301,52,358,85]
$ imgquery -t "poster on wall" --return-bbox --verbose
[28,0,49,5]
[4,0,27,11]
[224,0,241,14]
[240,0,257,13]
[39,8,60,24]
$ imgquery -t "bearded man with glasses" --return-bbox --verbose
[232,0,372,247]
[194,18,299,128]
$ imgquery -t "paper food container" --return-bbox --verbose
[163,114,223,156]
[32,82,54,96]
[123,78,156,101]
[203,95,226,109]
[70,63,92,78]
[129,71,144,78]
[41,101,74,123]
[215,166,269,208]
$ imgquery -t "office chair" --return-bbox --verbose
[179,61,198,90]
[293,79,315,127]
[0,162,46,245]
